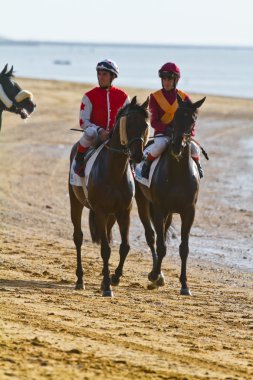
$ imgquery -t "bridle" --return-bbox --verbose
[170,109,197,161]
[0,81,33,118]
[105,110,148,156]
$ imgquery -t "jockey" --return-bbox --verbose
[74,59,130,176]
[141,62,203,179]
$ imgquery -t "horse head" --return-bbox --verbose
[0,64,36,130]
[116,96,150,163]
[171,95,206,160]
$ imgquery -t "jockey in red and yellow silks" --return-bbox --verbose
[74,59,130,176]
[141,62,203,179]
[149,88,195,135]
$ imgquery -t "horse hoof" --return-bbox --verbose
[156,273,165,287]
[75,283,85,290]
[110,275,120,286]
[102,290,114,297]
[147,272,165,290]
[147,283,158,290]
[180,288,192,296]
[148,271,156,282]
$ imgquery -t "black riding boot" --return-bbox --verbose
[194,159,204,178]
[141,158,153,179]
[74,151,85,177]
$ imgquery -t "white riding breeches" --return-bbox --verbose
[191,141,201,159]
[149,135,171,157]
[79,126,98,148]
[149,135,200,160]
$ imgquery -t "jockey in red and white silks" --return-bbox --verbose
[74,59,130,176]
[79,85,129,149]
[141,62,203,179]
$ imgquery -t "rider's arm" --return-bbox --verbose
[79,94,101,131]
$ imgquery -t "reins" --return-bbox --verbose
[104,144,131,156]
[71,110,145,157]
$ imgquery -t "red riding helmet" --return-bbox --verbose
[158,62,181,78]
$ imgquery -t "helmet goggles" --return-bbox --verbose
[159,71,179,80]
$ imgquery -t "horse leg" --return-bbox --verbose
[107,214,116,244]
[69,184,85,290]
[111,210,131,286]
[148,211,166,289]
[135,185,157,268]
[95,211,113,297]
[179,208,195,296]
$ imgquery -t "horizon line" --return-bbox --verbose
[0,37,253,50]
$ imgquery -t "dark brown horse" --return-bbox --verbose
[69,96,149,297]
[0,64,36,131]
[135,95,206,296]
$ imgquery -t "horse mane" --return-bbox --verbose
[116,100,149,122]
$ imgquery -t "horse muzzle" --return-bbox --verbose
[129,138,144,163]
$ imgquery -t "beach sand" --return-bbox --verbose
[0,78,252,379]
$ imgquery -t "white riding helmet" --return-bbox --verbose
[96,59,119,77]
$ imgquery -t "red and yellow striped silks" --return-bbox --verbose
[152,89,187,124]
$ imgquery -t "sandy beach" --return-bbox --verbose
[0,77,252,379]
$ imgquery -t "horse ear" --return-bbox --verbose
[177,94,184,106]
[0,64,8,76]
[130,96,137,106]
[193,97,206,109]
[141,96,149,109]
[7,65,14,76]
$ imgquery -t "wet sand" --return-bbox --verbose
[0,78,252,379]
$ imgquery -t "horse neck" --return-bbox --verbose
[107,123,129,182]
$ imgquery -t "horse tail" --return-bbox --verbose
[149,207,177,241]
[165,216,177,241]
[89,210,101,244]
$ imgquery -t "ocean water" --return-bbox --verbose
[1,41,253,98]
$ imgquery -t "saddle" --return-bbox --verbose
[81,146,97,174]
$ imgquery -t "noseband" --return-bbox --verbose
[0,83,33,116]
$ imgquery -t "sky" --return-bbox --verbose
[1,0,252,47]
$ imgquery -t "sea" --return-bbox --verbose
[1,40,253,99]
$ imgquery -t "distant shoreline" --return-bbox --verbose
[1,38,253,50]
[17,76,253,102]
[2,42,253,99]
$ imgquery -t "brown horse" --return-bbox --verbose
[0,64,36,131]
[135,95,206,296]
[69,96,149,296]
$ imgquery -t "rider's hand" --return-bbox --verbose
[98,128,110,141]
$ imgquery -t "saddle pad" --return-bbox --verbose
[69,141,108,188]
[135,146,161,188]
